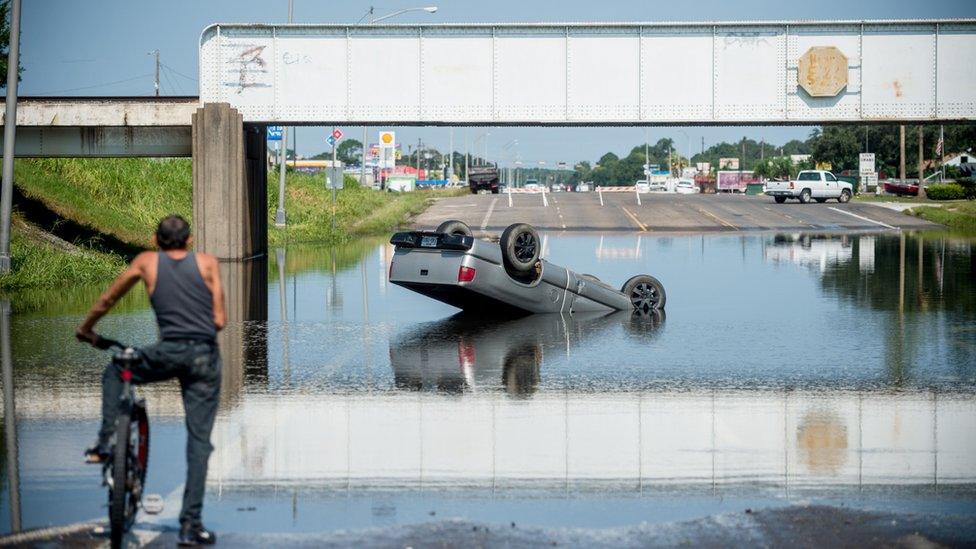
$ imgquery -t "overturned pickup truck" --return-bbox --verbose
[389,220,666,315]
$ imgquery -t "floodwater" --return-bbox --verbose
[0,231,974,536]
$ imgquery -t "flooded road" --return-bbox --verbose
[0,231,974,538]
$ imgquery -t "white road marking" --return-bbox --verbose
[828,207,898,230]
[480,197,498,230]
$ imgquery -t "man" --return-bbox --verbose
[77,214,224,546]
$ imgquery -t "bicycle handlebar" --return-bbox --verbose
[92,335,125,351]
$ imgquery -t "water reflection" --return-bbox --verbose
[208,389,975,489]
[390,310,665,396]
[0,301,20,533]
[218,258,269,405]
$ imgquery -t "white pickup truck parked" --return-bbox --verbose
[765,170,853,204]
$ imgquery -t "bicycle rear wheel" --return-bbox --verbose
[110,409,130,548]
[109,407,146,548]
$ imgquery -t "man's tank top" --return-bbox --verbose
[150,252,216,342]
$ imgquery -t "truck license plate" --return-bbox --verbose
[420,236,438,248]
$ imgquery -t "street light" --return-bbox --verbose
[357,6,439,189]
[370,6,438,23]
[274,0,295,227]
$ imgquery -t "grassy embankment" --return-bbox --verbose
[852,195,976,233]
[2,158,459,290]
[906,202,976,233]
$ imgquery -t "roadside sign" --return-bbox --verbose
[862,172,878,192]
[326,135,336,147]
[326,167,344,190]
[378,131,396,169]
[719,157,739,170]
[859,153,875,175]
[332,128,344,141]
[267,126,283,141]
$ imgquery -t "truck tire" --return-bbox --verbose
[622,275,666,311]
[500,223,540,273]
[491,188,500,194]
[838,189,851,203]
[435,220,473,237]
[774,196,787,204]
[799,189,812,204]
[815,198,827,203]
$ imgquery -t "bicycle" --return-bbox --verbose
[89,336,150,549]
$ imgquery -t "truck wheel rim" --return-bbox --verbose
[514,233,537,262]
[631,282,658,310]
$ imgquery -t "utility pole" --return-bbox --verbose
[465,130,470,185]
[741,139,746,172]
[448,128,454,180]
[416,137,421,178]
[899,125,906,181]
[331,126,337,231]
[917,125,924,199]
[274,0,294,227]
[939,125,945,182]
[152,49,160,96]
[360,7,374,189]
[0,0,23,274]
[644,128,649,180]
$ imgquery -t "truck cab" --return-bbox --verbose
[765,170,853,204]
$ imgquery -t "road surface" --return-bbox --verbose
[412,192,939,234]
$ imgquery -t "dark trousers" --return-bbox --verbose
[99,340,222,527]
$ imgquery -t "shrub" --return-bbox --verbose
[925,183,966,200]
[955,177,975,200]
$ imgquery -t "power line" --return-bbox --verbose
[33,73,153,96]
[160,64,181,95]
[160,63,197,82]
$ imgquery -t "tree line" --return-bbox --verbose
[574,124,975,184]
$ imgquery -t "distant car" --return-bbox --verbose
[524,182,541,191]
[635,180,651,193]
[577,182,592,192]
[675,179,698,194]
[648,180,668,192]
[883,181,919,196]
[765,170,853,204]
[551,184,564,192]
[389,220,666,315]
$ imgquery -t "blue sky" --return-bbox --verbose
[19,0,976,166]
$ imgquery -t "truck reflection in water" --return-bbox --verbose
[389,310,665,396]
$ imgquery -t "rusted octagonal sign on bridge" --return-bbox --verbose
[797,46,849,97]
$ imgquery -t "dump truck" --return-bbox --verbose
[467,165,500,194]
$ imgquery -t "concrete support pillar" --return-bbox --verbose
[191,103,267,260]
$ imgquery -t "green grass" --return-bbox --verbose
[907,202,976,233]
[0,217,126,291]
[267,170,465,246]
[14,158,193,248]
[852,194,939,203]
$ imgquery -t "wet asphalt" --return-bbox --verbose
[411,192,939,234]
